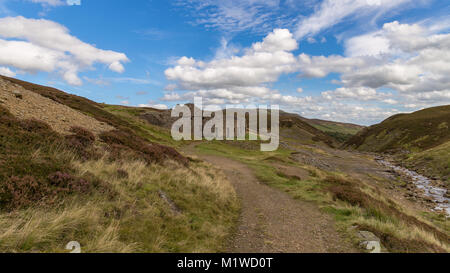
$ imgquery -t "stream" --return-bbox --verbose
[377,159,450,217]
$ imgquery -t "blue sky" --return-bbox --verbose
[0,0,449,125]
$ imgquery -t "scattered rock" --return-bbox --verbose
[0,78,114,135]
[358,230,380,242]
[358,231,384,253]
[12,90,22,99]
[158,190,181,215]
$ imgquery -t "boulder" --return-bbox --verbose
[358,231,384,253]
[13,90,23,99]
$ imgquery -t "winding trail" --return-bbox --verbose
[185,145,357,253]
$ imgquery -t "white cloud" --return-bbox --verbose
[0,16,128,85]
[29,0,65,6]
[66,0,81,5]
[321,87,391,101]
[165,29,298,100]
[108,77,160,85]
[176,0,314,33]
[298,20,450,106]
[0,66,15,77]
[138,103,168,110]
[307,37,317,43]
[294,0,412,39]
[345,21,450,98]
[298,53,372,78]
[163,20,450,125]
[27,0,80,6]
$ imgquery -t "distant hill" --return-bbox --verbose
[138,106,339,147]
[345,105,450,153]
[299,117,364,142]
[278,111,339,147]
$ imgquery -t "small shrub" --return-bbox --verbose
[0,176,50,211]
[69,126,95,145]
[65,126,96,160]
[99,130,188,165]
[19,118,52,133]
[116,169,129,179]
[48,171,92,194]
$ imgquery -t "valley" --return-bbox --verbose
[0,75,448,253]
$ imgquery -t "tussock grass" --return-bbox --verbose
[324,176,449,253]
[74,156,238,253]
[0,156,238,253]
[0,201,136,253]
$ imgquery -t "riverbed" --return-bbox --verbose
[377,159,450,217]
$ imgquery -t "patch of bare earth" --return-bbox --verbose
[0,78,114,135]
[189,151,357,253]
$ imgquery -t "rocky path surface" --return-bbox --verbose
[185,145,357,253]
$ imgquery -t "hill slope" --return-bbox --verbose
[0,76,238,253]
[345,105,450,153]
[1,76,448,253]
[137,106,339,147]
[300,118,364,142]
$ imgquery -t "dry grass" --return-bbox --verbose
[325,175,450,253]
[0,80,239,253]
[0,153,238,253]
[73,156,238,252]
[0,201,135,253]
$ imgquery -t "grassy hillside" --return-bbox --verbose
[117,104,339,148]
[345,105,450,153]
[404,141,450,183]
[0,76,239,252]
[304,119,364,142]
[279,111,339,147]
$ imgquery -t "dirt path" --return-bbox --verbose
[185,145,357,253]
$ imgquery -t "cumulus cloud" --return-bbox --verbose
[165,29,298,102]
[293,19,450,123]
[321,87,391,101]
[303,20,450,104]
[0,66,15,77]
[163,20,450,125]
[0,16,128,85]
